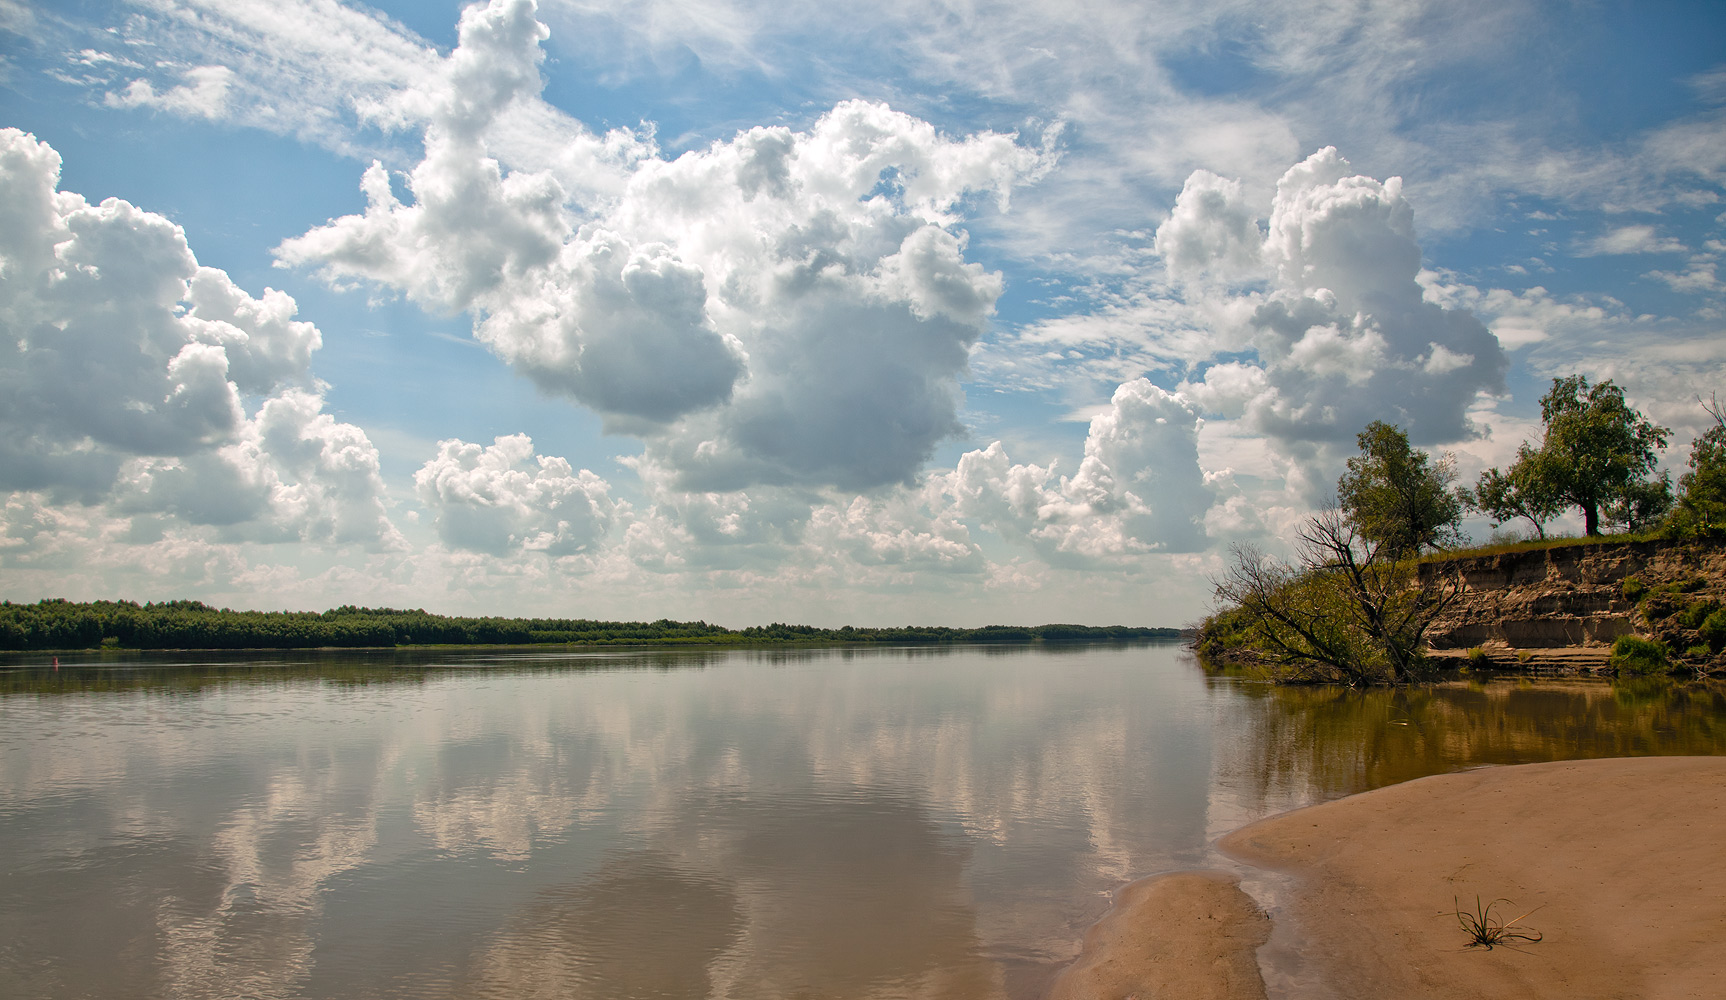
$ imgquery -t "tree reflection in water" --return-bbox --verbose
[1209,674,1726,810]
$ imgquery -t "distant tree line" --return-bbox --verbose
[0,599,1178,651]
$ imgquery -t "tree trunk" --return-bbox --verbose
[1583,502,1600,536]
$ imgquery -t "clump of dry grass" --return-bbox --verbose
[1454,896,1543,949]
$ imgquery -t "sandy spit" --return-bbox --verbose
[1046,870,1269,1000]
[1223,756,1726,999]
[1052,757,1726,999]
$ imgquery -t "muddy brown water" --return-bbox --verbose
[3,644,1722,999]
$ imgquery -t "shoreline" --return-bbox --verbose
[1055,756,1726,999]
[0,637,1190,657]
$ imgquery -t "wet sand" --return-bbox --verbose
[1057,757,1726,999]
[1046,871,1269,1000]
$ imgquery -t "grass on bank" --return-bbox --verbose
[1414,529,1669,564]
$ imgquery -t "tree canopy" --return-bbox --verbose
[1336,420,1464,555]
[1471,376,1669,537]
[1668,394,1726,538]
[1468,447,1563,540]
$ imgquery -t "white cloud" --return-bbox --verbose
[88,0,441,154]
[105,64,235,119]
[1154,169,1265,284]
[119,389,402,548]
[0,128,398,547]
[1646,260,1721,293]
[1580,224,1686,256]
[937,378,1215,562]
[590,374,1213,596]
[72,0,1726,274]
[806,493,984,573]
[1173,148,1507,448]
[414,434,618,557]
[280,0,1051,492]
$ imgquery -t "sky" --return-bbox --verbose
[1,0,1723,627]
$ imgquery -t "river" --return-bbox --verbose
[2,643,1722,998]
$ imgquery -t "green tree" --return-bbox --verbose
[1211,509,1465,686]
[1610,473,1673,533]
[1468,448,1563,539]
[1336,421,1465,555]
[1523,376,1669,536]
[1667,394,1726,537]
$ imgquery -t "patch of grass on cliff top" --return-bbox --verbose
[1417,531,1669,564]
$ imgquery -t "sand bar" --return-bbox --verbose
[1228,756,1726,999]
[1055,757,1726,999]
[1046,870,1269,1000]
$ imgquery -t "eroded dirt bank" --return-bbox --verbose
[1422,539,1726,673]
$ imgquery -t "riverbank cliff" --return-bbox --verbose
[1420,538,1726,674]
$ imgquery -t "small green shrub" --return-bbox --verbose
[1621,577,1647,602]
[1687,644,1712,659]
[1612,634,1672,675]
[1679,598,1722,630]
[1700,609,1726,651]
[1466,646,1489,664]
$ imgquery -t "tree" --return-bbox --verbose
[1468,445,1562,540]
[1211,509,1464,686]
[1524,376,1669,536]
[1610,473,1673,534]
[1667,394,1726,537]
[1336,421,1465,555]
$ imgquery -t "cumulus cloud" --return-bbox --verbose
[414,434,618,557]
[595,375,1211,593]
[1153,170,1264,284]
[1168,148,1507,448]
[937,379,1214,562]
[801,488,984,574]
[589,373,1216,587]
[0,128,397,547]
[119,390,400,547]
[279,0,1050,491]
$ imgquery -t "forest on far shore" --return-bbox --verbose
[0,599,1180,652]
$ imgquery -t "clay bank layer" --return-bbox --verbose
[1420,539,1726,673]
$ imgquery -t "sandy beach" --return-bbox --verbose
[1057,757,1726,999]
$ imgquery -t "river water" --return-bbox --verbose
[2,643,1723,999]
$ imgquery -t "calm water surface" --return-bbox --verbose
[3,643,1724,999]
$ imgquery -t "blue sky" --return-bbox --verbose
[2,0,1723,626]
